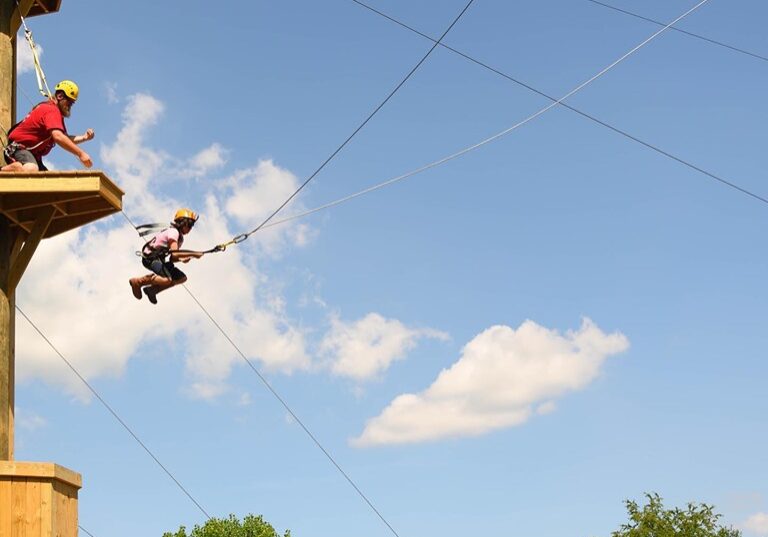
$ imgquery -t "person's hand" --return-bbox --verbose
[182,258,191,263]
[79,152,93,168]
[83,129,95,141]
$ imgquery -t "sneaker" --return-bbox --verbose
[143,287,158,305]
[129,279,143,300]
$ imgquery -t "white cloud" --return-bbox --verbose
[321,313,448,381]
[16,40,42,74]
[352,318,629,447]
[104,81,119,104]
[220,160,314,256]
[743,513,768,535]
[536,400,557,415]
[100,92,166,202]
[16,408,47,431]
[184,143,228,178]
[16,92,312,400]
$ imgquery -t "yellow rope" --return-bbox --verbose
[16,0,52,99]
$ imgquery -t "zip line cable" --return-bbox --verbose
[114,5,480,534]
[118,213,403,537]
[7,1,717,534]
[585,0,768,63]
[110,2,708,531]
[78,525,96,537]
[211,0,477,253]
[224,0,744,236]
[15,305,213,521]
[114,3,483,534]
[347,0,768,206]
[8,8,210,534]
[212,0,714,252]
[181,286,403,537]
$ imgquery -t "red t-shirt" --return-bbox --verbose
[9,100,67,158]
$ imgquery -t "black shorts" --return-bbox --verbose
[3,146,46,170]
[142,257,186,281]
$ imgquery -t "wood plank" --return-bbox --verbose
[0,463,82,489]
[0,193,99,213]
[7,292,14,462]
[25,479,41,537]
[39,481,51,537]
[8,206,55,292]
[11,478,26,537]
[0,478,12,537]
[0,178,101,194]
[98,181,124,210]
[0,210,21,226]
[12,196,105,225]
[0,219,11,461]
[52,481,76,537]
[44,209,120,239]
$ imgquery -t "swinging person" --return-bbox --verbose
[129,209,205,304]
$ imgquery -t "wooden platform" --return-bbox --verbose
[25,0,62,18]
[0,461,81,537]
[0,171,124,239]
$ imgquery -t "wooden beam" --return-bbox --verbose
[7,205,54,292]
[9,230,24,271]
[9,0,34,36]
[0,192,99,212]
[0,176,104,194]
[44,208,118,238]
[33,0,50,14]
[0,210,31,233]
[0,216,11,461]
[12,197,110,227]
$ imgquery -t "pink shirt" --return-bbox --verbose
[144,227,183,256]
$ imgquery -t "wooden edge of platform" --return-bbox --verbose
[0,461,82,488]
[0,171,125,198]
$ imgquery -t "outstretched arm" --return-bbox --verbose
[171,250,205,263]
[68,128,95,145]
[167,241,205,263]
[51,129,92,168]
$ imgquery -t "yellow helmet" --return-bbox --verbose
[54,80,79,101]
[174,208,199,223]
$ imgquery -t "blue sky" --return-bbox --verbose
[9,1,768,536]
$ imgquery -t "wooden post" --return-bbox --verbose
[0,3,122,536]
[0,218,14,462]
[0,0,16,463]
[0,462,82,537]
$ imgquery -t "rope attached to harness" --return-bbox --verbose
[15,0,52,99]
[134,223,225,261]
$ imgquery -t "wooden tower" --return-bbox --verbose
[0,2,124,536]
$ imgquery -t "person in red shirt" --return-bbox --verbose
[1,80,95,172]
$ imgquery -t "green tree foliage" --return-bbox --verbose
[162,514,291,537]
[610,493,740,537]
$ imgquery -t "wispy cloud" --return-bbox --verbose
[16,40,42,75]
[352,318,629,446]
[16,408,47,431]
[321,312,448,381]
[182,143,228,179]
[104,81,119,104]
[743,512,768,535]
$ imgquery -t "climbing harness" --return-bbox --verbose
[134,222,224,262]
